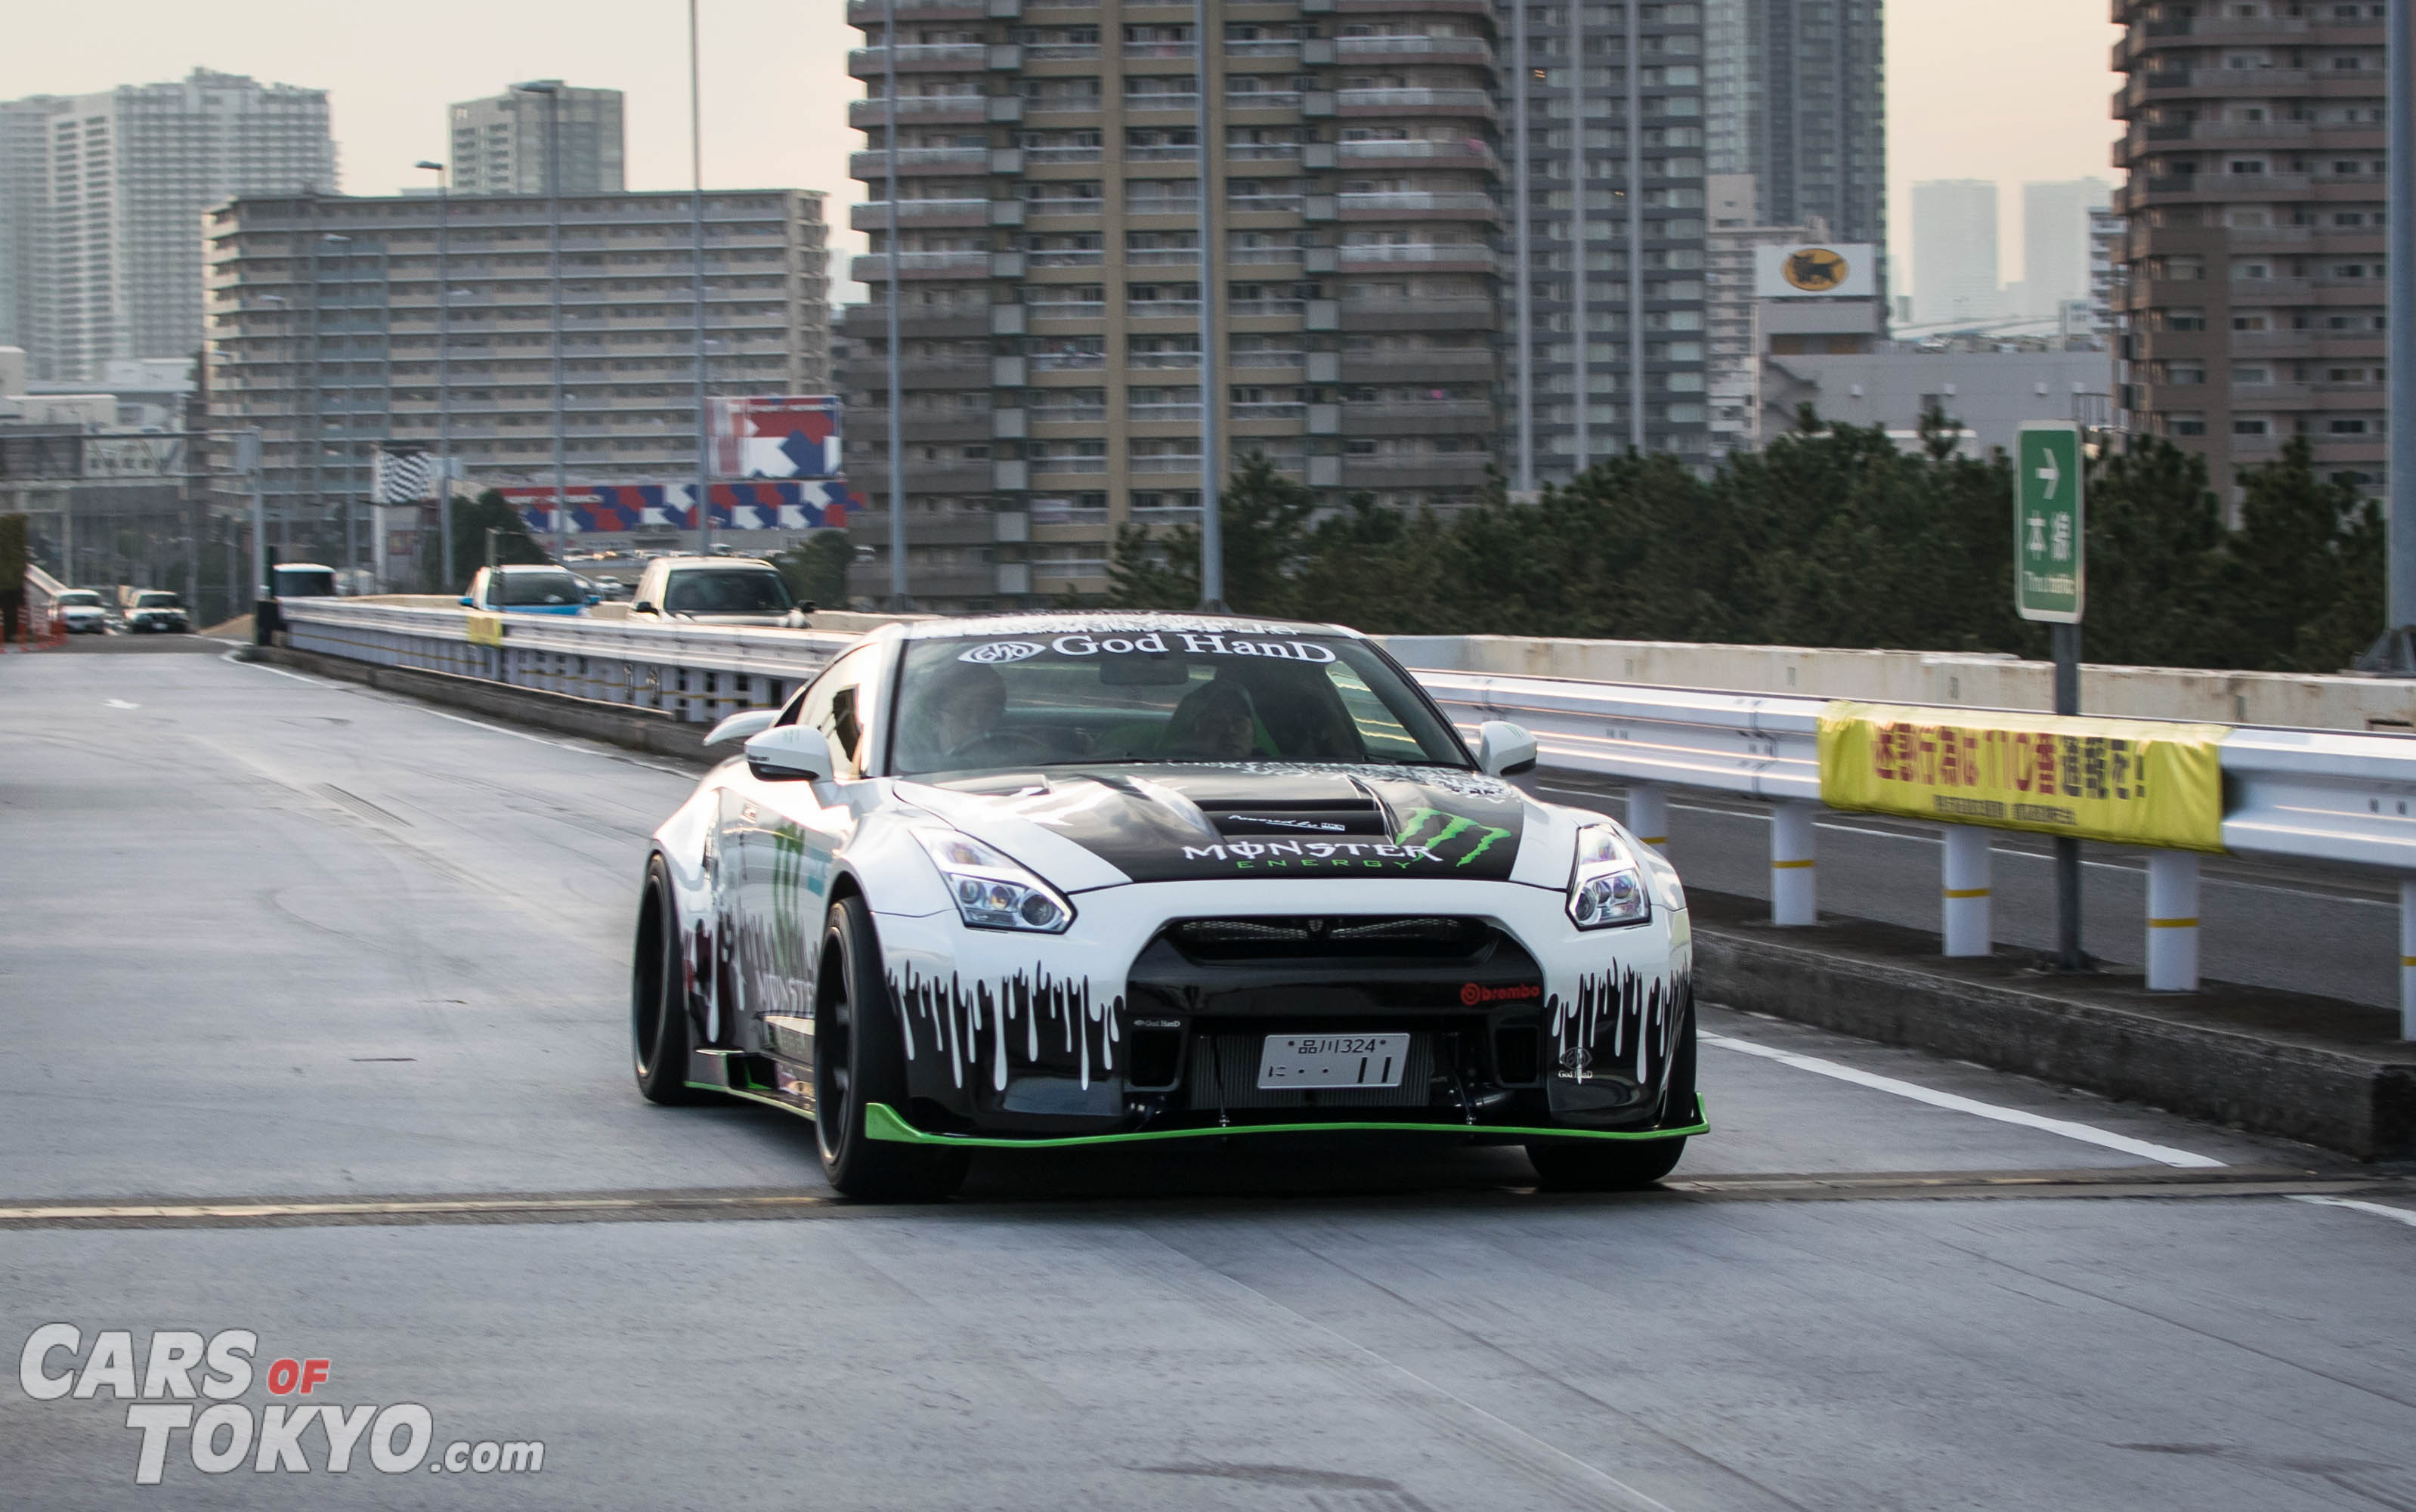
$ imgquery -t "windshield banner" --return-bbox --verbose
[1817,701,2228,852]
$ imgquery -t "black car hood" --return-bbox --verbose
[917,762,1527,883]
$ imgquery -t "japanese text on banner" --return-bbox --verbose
[1817,701,2228,852]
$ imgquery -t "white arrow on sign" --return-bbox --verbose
[2034,447,2060,501]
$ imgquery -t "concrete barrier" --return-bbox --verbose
[1381,634,2416,734]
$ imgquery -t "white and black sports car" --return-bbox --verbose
[633,614,1701,1199]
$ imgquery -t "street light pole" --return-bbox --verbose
[1511,0,1533,497]
[417,160,455,590]
[1194,0,1223,611]
[691,0,716,559]
[2390,0,2415,630]
[323,233,357,577]
[516,80,568,561]
[883,0,910,611]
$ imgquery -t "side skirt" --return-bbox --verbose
[861,1097,1710,1150]
[687,1047,818,1119]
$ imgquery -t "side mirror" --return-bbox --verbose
[586,594,602,606]
[742,724,833,783]
[630,600,656,615]
[704,708,780,748]
[1476,719,1539,777]
[459,595,475,607]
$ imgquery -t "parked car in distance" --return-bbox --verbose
[460,564,596,617]
[625,555,811,628]
[271,563,339,599]
[124,590,192,634]
[54,589,110,635]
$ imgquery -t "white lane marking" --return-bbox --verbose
[1540,785,2396,910]
[2291,1195,2416,1229]
[1701,1031,2228,1169]
[103,698,139,710]
[422,709,693,778]
[219,649,333,686]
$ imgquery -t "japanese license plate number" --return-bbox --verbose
[1256,1033,1411,1090]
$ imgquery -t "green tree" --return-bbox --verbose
[1104,521,1199,609]
[428,490,548,593]
[771,530,854,610]
[1215,453,1316,614]
[2219,437,2384,672]
[0,514,26,643]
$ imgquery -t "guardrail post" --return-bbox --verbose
[1626,783,1668,852]
[2401,879,2416,1040]
[1771,801,1817,926]
[2144,851,2200,991]
[1941,825,1991,957]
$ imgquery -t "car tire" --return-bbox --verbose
[633,855,710,1105]
[814,895,970,1201]
[1524,1002,1696,1192]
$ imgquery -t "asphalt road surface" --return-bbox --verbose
[4,642,2414,1510]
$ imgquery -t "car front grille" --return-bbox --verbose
[1167,915,1491,961]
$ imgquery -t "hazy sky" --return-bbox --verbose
[6,0,2121,291]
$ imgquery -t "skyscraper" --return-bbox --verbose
[2021,178,2112,320]
[2111,2,2386,500]
[843,0,1517,610]
[1703,0,1885,244]
[0,70,336,382]
[1910,178,1998,327]
[1505,0,1713,481]
[448,83,626,196]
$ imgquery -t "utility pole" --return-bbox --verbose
[2390,0,2414,631]
[1626,0,1644,455]
[691,0,716,558]
[417,160,455,589]
[883,0,910,610]
[516,80,568,561]
[1511,0,1533,497]
[1195,0,1223,611]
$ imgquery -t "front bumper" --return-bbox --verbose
[871,877,1694,1144]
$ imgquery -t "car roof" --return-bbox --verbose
[492,562,574,571]
[275,562,335,572]
[648,555,775,570]
[894,611,1361,642]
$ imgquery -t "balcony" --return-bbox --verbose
[1027,247,1106,266]
[1334,35,1490,61]
[1025,194,1106,217]
[1026,298,1109,319]
[1027,404,1110,424]
[1126,349,1201,369]
[1227,298,1305,317]
[848,95,990,126]
[1030,350,1109,370]
[849,44,992,74]
[1227,142,1302,162]
[1127,195,1199,216]
[1337,88,1494,116]
[850,250,994,281]
[1338,242,1498,269]
[1128,400,1203,420]
[1030,455,1111,475]
[1341,453,1491,486]
[1228,244,1303,264]
[1226,91,1303,112]
[1227,193,1305,213]
[849,199,991,230]
[1341,397,1496,433]
[1339,190,1497,218]
[1225,39,1302,58]
[1126,246,1201,265]
[1128,453,1204,475]
[1029,501,1112,525]
[846,0,1000,17]
[1025,145,1105,164]
[1122,92,1200,113]
[1335,138,1499,170]
[1128,505,1202,525]
[1228,348,1304,369]
[1127,298,1202,319]
[1231,400,1307,421]
[1127,144,1201,162]
[1025,42,1103,60]
[1335,295,1497,331]
[1121,42,1198,59]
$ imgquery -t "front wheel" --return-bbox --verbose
[814,895,968,1201]
[1527,1000,1695,1191]
[633,857,709,1105]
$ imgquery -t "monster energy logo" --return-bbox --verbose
[1394,808,1513,867]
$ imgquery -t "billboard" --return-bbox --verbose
[498,480,857,536]
[1752,243,1878,299]
[708,395,843,479]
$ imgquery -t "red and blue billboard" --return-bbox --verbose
[708,395,843,479]
[498,480,855,536]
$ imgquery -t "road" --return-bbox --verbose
[4,643,2414,1510]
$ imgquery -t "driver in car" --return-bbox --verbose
[1162,680,1263,761]
[897,661,1010,769]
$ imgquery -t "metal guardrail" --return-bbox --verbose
[270,603,2416,1032]
[277,600,852,725]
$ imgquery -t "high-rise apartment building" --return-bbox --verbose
[1703,0,1883,243]
[1910,178,1998,326]
[2020,178,2112,320]
[2111,1,2388,499]
[1506,0,1712,484]
[842,0,1714,611]
[205,190,828,555]
[0,70,336,382]
[449,83,626,196]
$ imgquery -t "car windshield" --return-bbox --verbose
[661,568,790,614]
[57,592,101,607]
[890,628,1471,775]
[137,592,181,608]
[495,570,583,607]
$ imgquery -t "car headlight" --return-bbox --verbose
[910,828,1075,933]
[1567,823,1651,929]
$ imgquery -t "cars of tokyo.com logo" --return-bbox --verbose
[18,1325,545,1485]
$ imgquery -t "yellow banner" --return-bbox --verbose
[1817,701,2229,852]
[466,612,505,648]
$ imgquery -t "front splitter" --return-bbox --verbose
[861,1097,1709,1149]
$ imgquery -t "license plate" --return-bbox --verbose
[1257,1033,1411,1090]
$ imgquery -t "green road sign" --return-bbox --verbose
[2015,422,2083,623]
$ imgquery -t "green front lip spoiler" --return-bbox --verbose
[862,1097,1708,1149]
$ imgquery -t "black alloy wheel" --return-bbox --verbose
[633,857,709,1105]
[1524,1001,1697,1192]
[814,895,969,1201]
